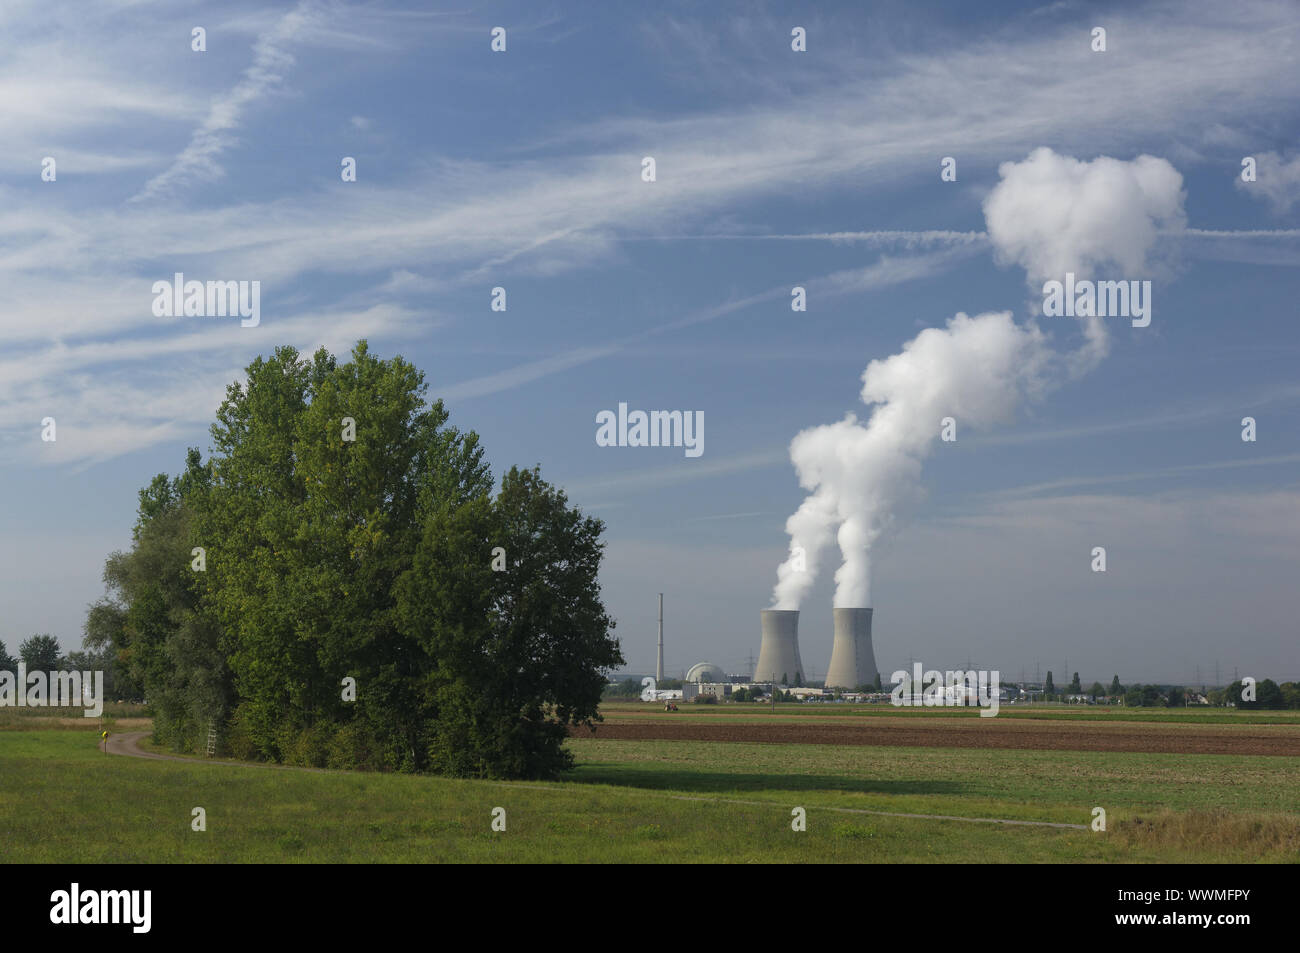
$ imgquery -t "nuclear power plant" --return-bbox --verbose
[825,607,878,690]
[756,609,804,684]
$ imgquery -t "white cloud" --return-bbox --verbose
[0,303,426,467]
[983,147,1186,370]
[133,1,322,201]
[984,148,1187,285]
[1,0,1296,468]
[1236,151,1300,214]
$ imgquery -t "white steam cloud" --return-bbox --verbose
[772,148,1186,611]
[772,312,1048,609]
[983,146,1185,371]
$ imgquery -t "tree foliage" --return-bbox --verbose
[88,448,222,745]
[1227,678,1285,710]
[1124,684,1164,707]
[88,341,622,778]
[0,640,17,674]
[395,465,620,777]
[1281,682,1300,710]
[19,634,63,670]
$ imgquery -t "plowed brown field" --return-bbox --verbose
[570,716,1300,756]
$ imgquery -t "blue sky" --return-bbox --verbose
[1,0,1297,686]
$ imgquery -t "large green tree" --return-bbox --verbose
[196,342,492,768]
[397,466,623,778]
[89,341,621,777]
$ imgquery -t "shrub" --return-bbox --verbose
[223,707,258,761]
[326,721,378,770]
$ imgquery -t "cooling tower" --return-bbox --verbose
[825,607,878,690]
[756,609,804,685]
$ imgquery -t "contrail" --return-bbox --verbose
[621,230,988,246]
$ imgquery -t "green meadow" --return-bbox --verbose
[2,726,1296,863]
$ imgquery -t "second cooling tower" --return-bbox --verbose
[825,607,878,690]
[756,609,804,685]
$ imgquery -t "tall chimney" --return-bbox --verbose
[756,609,804,686]
[825,607,878,690]
[656,593,664,682]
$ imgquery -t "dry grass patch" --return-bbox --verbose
[1113,810,1300,862]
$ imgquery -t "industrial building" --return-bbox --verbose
[685,662,726,684]
[825,607,879,690]
[755,609,804,685]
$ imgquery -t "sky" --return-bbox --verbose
[1,0,1297,687]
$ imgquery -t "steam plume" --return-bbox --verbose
[772,148,1186,610]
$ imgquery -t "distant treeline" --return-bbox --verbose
[1027,673,1299,708]
[0,635,125,698]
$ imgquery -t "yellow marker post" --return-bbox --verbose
[101,729,109,754]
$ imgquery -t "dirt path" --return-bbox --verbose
[103,731,330,772]
[104,731,195,761]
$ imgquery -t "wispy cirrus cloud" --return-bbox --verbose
[436,246,975,402]
[565,449,788,495]
[133,1,323,202]
[977,453,1300,500]
[3,0,1299,468]
[1235,151,1300,214]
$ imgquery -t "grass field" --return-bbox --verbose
[2,708,1298,863]
[0,701,149,731]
